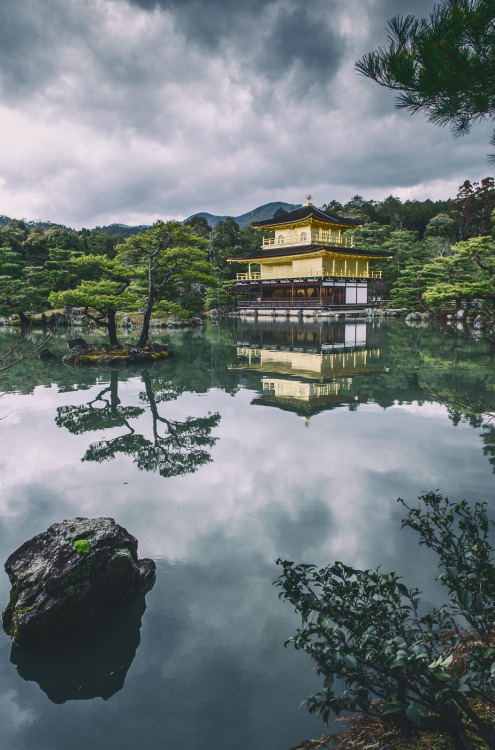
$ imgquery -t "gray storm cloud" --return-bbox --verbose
[0,0,490,227]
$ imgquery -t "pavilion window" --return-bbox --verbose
[278,235,285,244]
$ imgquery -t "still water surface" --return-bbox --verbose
[0,318,494,750]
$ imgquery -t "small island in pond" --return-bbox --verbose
[63,337,170,366]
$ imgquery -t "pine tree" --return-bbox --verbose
[357,1,495,161]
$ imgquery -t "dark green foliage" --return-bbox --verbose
[28,247,84,304]
[204,280,233,311]
[425,213,457,240]
[117,220,215,347]
[422,236,495,311]
[79,228,124,258]
[455,178,495,239]
[356,1,495,161]
[183,215,212,237]
[321,199,345,215]
[325,196,454,238]
[346,225,435,298]
[49,254,139,345]
[276,493,495,750]
[389,261,443,311]
[0,220,30,255]
[0,246,43,326]
[21,228,49,266]
[45,226,85,254]
[0,184,490,319]
[207,218,261,280]
[208,217,243,278]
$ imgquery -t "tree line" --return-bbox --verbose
[339,177,495,312]
[0,176,494,346]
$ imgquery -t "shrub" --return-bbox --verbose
[275,493,495,750]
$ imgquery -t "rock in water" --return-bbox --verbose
[2,517,156,646]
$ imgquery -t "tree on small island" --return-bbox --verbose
[49,254,138,346]
[117,220,216,348]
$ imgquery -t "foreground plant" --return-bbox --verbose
[276,492,495,750]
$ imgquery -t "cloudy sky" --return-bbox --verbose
[0,0,492,228]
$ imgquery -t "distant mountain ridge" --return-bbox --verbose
[0,201,302,235]
[184,201,301,228]
[0,215,65,231]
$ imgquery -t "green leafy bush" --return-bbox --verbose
[275,493,495,750]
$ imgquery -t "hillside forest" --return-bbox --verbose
[1,177,494,342]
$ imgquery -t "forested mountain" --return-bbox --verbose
[184,201,300,228]
[0,201,300,233]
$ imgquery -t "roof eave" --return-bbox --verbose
[226,246,392,262]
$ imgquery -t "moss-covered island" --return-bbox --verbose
[62,340,170,367]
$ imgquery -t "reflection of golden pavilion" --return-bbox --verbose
[236,347,377,379]
[261,376,355,402]
[232,321,386,417]
[235,348,379,415]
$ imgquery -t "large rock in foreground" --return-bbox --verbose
[2,517,156,647]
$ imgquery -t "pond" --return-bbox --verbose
[0,317,494,750]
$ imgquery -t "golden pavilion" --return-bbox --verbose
[228,196,388,311]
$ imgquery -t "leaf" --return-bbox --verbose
[442,653,453,668]
[381,701,404,716]
[458,589,473,610]
[343,654,357,669]
[414,652,428,661]
[405,701,424,725]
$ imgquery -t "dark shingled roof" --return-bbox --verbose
[227,244,390,262]
[251,205,362,228]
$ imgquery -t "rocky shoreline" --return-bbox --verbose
[0,307,205,332]
[1,305,493,336]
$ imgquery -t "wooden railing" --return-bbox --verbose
[236,270,382,281]
[262,233,354,248]
[237,272,262,281]
[236,300,370,309]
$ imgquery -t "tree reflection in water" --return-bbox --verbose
[56,369,221,478]
[481,423,495,473]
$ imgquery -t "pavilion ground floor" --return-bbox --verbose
[229,277,370,311]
